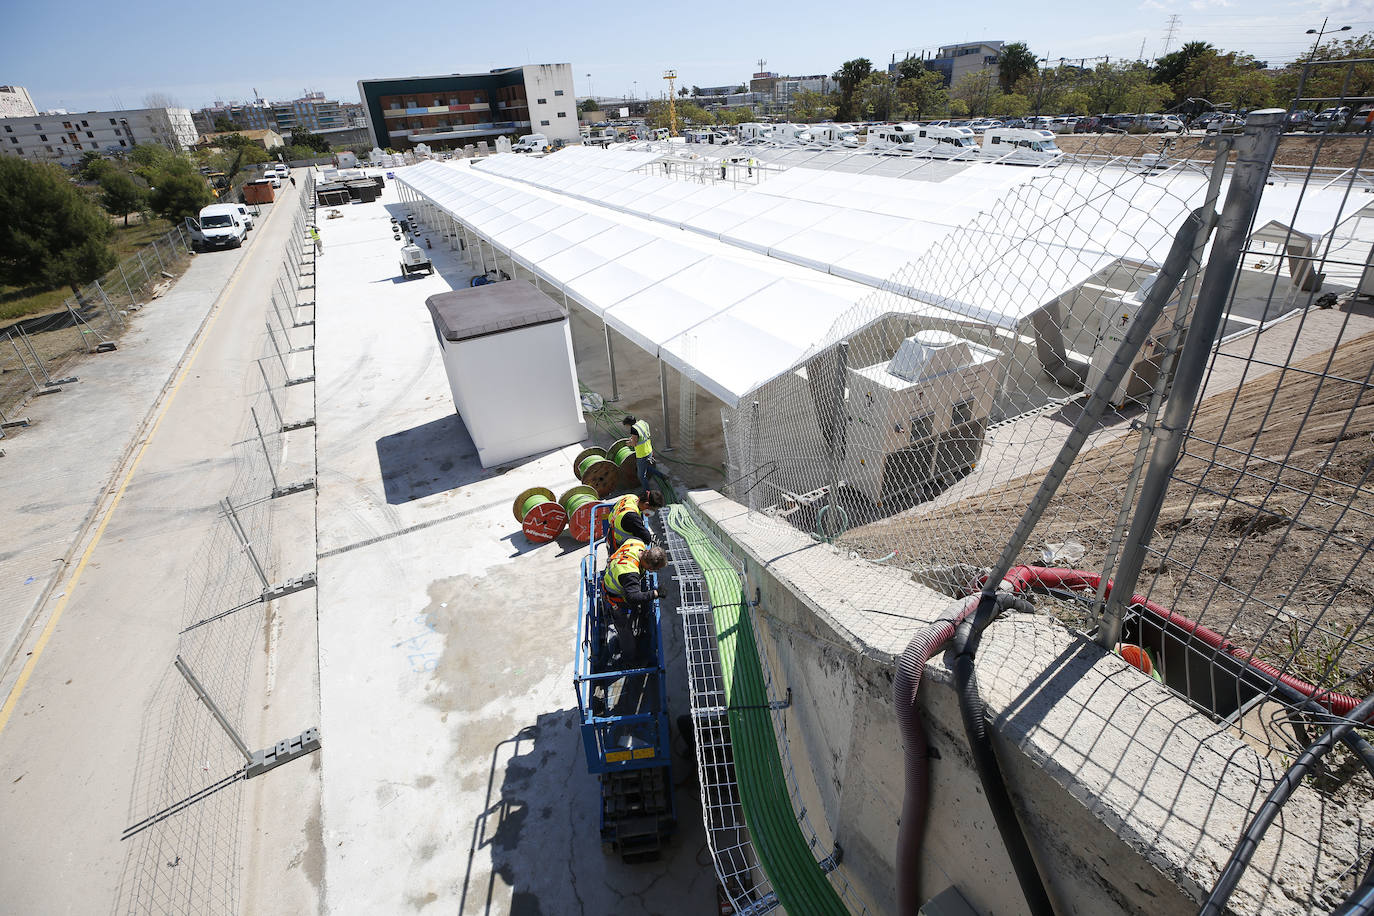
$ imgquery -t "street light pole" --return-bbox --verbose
[1306,17,1352,61]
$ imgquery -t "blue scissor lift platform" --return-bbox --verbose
[573,505,676,862]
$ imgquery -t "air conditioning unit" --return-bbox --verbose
[840,331,1000,506]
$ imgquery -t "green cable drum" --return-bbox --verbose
[512,486,566,543]
[609,437,639,488]
[560,485,603,542]
[573,446,618,498]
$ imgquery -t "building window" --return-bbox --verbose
[540,120,549,126]
[34,123,40,129]
[554,89,564,96]
[62,121,72,128]
[557,111,567,118]
[86,131,93,138]
[3,126,10,132]
[119,140,126,147]
[81,120,88,127]
[39,134,46,141]
[109,118,116,124]
[8,137,16,144]
[113,129,121,136]
[537,98,547,104]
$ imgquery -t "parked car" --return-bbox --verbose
[1312,107,1351,131]
[1285,109,1316,131]
[1075,115,1105,133]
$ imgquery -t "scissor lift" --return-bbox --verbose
[573,504,676,862]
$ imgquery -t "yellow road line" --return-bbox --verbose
[0,234,260,736]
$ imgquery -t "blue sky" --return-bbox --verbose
[9,0,1374,112]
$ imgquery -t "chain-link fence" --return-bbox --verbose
[114,175,318,915]
[710,90,1373,912]
[0,224,196,417]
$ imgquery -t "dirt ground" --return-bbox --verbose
[1058,132,1374,170]
[843,328,1374,695]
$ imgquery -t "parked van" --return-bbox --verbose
[981,128,1062,165]
[185,203,248,252]
[513,132,548,153]
[866,122,921,153]
[803,124,860,147]
[232,202,253,230]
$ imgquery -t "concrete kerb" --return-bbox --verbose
[684,488,1365,916]
[0,196,295,686]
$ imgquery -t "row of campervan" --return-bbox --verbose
[733,121,1061,165]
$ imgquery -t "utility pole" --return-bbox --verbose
[664,69,678,136]
[1162,14,1181,56]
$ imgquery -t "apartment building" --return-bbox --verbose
[357,64,579,151]
[0,106,197,166]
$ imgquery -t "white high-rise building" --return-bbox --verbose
[0,85,37,119]
[0,107,197,167]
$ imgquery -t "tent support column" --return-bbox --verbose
[604,322,620,402]
[658,359,673,451]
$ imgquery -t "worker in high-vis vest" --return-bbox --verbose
[601,538,667,663]
[606,489,665,552]
[621,415,671,493]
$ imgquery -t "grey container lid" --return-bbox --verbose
[425,280,567,343]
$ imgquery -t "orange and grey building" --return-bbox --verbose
[357,64,579,151]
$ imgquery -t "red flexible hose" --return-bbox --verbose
[987,565,1365,720]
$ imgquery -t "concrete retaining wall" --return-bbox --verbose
[688,489,1365,915]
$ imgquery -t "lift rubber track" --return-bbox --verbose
[668,505,848,916]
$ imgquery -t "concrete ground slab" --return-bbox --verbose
[313,176,712,913]
[0,185,323,914]
[0,220,265,682]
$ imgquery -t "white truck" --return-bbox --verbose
[513,133,548,153]
[980,128,1063,165]
[184,203,248,252]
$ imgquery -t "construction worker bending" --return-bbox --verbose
[606,490,665,552]
[601,538,667,665]
[308,225,323,254]
[622,415,671,493]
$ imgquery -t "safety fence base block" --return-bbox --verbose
[246,727,321,779]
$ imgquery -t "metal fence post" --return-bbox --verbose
[116,259,136,304]
[222,497,270,590]
[1096,109,1286,651]
[251,408,281,494]
[174,655,252,763]
[149,238,166,273]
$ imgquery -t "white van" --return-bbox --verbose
[981,128,1063,165]
[513,133,548,153]
[185,203,248,251]
[232,203,253,230]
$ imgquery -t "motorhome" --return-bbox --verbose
[736,122,772,142]
[185,203,248,252]
[980,128,1063,165]
[802,124,860,147]
[866,123,922,153]
[906,124,979,158]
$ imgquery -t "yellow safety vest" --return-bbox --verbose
[608,494,641,548]
[632,419,653,459]
[602,538,647,599]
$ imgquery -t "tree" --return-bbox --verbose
[678,86,688,98]
[213,115,237,132]
[78,151,113,182]
[0,157,116,296]
[100,171,146,226]
[788,89,837,122]
[149,170,212,223]
[143,92,180,109]
[896,68,949,121]
[896,56,929,82]
[856,72,898,122]
[578,98,599,114]
[289,128,329,153]
[691,85,702,97]
[989,93,1031,117]
[833,58,874,120]
[999,42,1038,92]
[951,70,997,116]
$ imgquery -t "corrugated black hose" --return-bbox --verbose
[952,591,1056,916]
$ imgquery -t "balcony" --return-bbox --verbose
[382,102,490,119]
